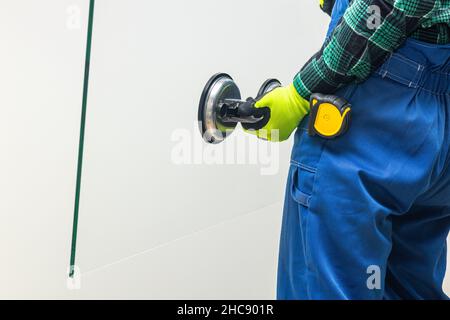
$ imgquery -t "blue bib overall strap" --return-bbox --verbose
[325,0,349,39]
[277,0,450,300]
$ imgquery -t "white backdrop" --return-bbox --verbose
[0,0,448,299]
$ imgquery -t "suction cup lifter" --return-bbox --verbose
[198,73,281,144]
[218,98,263,124]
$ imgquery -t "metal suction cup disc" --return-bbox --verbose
[198,73,241,144]
[258,79,282,97]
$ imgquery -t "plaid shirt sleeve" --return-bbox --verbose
[294,0,440,100]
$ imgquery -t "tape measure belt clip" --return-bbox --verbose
[307,93,352,139]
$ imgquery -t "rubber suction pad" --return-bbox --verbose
[198,73,241,144]
[257,79,282,98]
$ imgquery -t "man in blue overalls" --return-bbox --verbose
[248,0,450,299]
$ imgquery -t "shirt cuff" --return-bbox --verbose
[293,56,344,101]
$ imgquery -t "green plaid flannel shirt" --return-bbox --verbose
[294,0,450,100]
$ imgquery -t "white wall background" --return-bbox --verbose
[0,0,448,299]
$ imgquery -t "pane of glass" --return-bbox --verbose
[0,0,90,297]
[76,0,327,298]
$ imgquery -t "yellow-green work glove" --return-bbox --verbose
[246,84,310,142]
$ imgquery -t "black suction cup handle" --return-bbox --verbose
[220,97,270,130]
[238,98,258,117]
[240,97,271,131]
[240,78,280,130]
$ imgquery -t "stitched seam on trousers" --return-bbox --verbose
[303,142,327,289]
[291,160,317,173]
[289,164,313,207]
[418,86,450,96]
[410,65,424,88]
[380,54,393,76]
[305,206,312,299]
[377,53,425,88]
[382,72,420,88]
[391,52,423,69]
[291,144,326,298]
[417,67,450,93]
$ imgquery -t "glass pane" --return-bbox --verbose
[76,0,327,298]
[0,0,90,297]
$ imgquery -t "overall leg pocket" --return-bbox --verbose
[290,162,316,208]
[288,161,319,299]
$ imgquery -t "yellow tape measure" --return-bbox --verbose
[308,93,352,139]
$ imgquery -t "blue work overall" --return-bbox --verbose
[277,0,450,299]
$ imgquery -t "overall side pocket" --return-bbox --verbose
[290,161,317,208]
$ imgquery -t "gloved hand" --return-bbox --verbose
[245,84,310,142]
[319,0,335,15]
